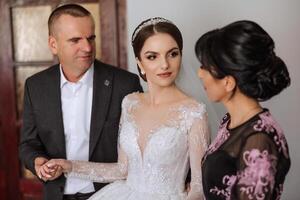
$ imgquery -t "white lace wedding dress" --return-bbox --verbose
[66,93,209,200]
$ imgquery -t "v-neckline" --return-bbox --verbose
[124,93,195,164]
[127,109,174,163]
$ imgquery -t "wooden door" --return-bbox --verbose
[0,0,128,199]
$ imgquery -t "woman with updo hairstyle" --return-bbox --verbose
[48,17,209,200]
[196,20,291,200]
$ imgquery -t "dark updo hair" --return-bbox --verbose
[132,17,183,81]
[195,20,290,101]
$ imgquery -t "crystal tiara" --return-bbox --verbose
[131,17,173,43]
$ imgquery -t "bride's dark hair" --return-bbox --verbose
[195,20,290,101]
[132,17,183,81]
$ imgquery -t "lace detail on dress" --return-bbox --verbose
[209,175,237,200]
[209,149,277,200]
[66,92,209,199]
[254,112,289,158]
[125,93,209,198]
[203,117,230,161]
[121,92,140,119]
[178,102,209,148]
[66,160,127,183]
[237,149,277,200]
[204,110,290,200]
[64,95,136,183]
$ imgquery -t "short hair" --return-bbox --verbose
[48,4,91,36]
[195,20,290,101]
[131,17,183,81]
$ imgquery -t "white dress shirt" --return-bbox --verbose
[60,64,94,194]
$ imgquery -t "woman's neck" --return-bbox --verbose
[146,83,186,106]
[223,93,262,129]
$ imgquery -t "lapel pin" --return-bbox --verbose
[104,80,110,86]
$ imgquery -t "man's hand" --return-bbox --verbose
[34,157,49,181]
[35,157,64,181]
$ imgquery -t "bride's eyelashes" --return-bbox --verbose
[144,49,180,61]
[146,54,157,60]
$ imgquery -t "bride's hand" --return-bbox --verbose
[47,159,72,173]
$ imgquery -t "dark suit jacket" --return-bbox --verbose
[19,60,142,200]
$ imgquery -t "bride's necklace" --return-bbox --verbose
[229,106,262,129]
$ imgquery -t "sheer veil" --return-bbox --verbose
[176,59,224,139]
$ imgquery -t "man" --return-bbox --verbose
[19,4,142,200]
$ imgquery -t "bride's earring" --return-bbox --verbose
[141,70,145,75]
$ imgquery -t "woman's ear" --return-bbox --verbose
[136,57,145,75]
[224,75,236,92]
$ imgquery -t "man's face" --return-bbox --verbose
[49,14,96,76]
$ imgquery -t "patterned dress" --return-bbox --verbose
[202,109,290,200]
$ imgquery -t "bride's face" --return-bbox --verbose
[137,32,181,88]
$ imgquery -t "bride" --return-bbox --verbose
[46,17,210,200]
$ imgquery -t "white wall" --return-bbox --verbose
[127,0,300,199]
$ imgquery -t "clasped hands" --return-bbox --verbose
[34,157,72,182]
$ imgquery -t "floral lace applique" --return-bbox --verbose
[209,175,237,200]
[254,112,289,158]
[237,149,277,200]
[203,115,230,160]
[177,102,209,150]
[209,149,277,200]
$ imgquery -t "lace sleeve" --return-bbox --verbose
[65,99,130,183]
[65,146,128,183]
[187,108,210,200]
[236,132,278,200]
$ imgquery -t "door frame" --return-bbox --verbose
[0,0,128,199]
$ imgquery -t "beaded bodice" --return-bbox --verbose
[68,93,209,199]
